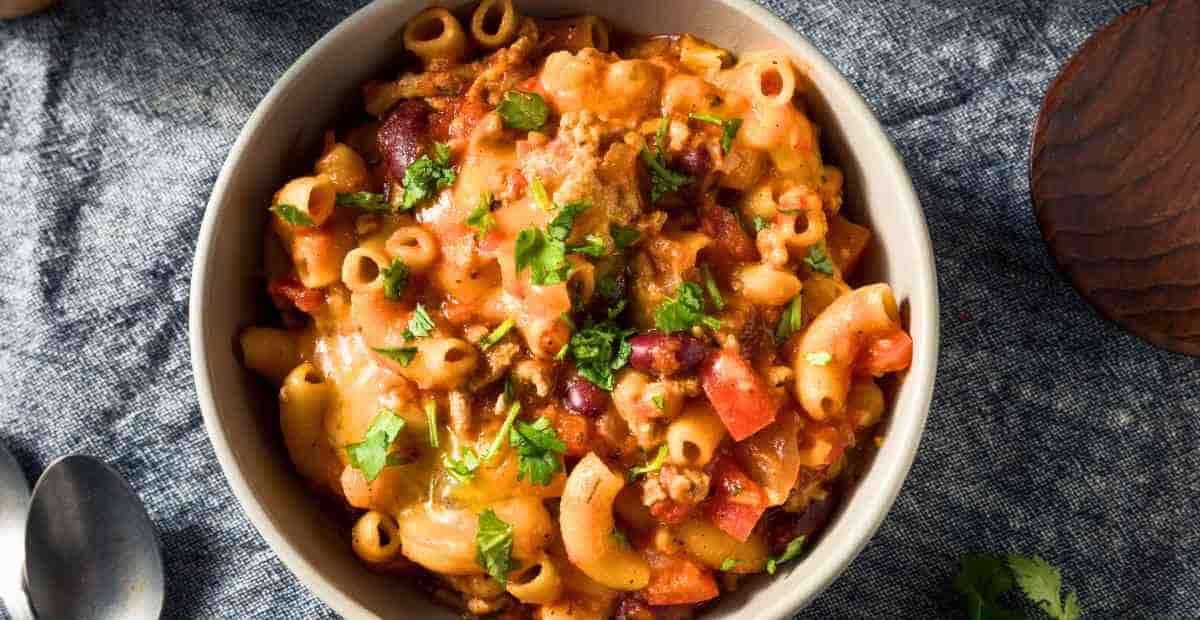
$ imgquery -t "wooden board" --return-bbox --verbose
[1031,0,1200,356]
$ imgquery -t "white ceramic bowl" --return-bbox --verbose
[189,1,939,617]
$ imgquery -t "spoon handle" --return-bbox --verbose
[0,584,35,620]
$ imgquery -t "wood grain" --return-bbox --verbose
[1031,0,1200,356]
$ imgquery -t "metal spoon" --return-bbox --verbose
[25,455,164,620]
[0,443,33,620]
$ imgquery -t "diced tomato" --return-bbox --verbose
[267,276,324,313]
[700,348,777,441]
[855,330,913,377]
[699,203,757,266]
[640,549,719,606]
[702,454,768,542]
[649,499,692,525]
[555,414,591,458]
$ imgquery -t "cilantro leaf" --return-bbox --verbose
[955,554,1023,620]
[404,304,435,339]
[401,143,456,210]
[805,351,832,366]
[776,296,804,343]
[336,191,391,213]
[480,317,515,351]
[568,319,636,390]
[720,558,741,571]
[610,224,641,250]
[753,215,768,233]
[804,243,835,276]
[1008,555,1081,620]
[466,191,497,239]
[425,401,440,448]
[628,444,668,480]
[444,403,523,482]
[689,112,742,154]
[509,416,566,486]
[515,200,590,286]
[346,409,407,481]
[381,258,409,301]
[569,234,607,257]
[654,282,720,333]
[269,204,313,227]
[651,393,666,412]
[373,346,417,366]
[765,535,806,575]
[530,177,553,211]
[641,146,693,203]
[476,509,515,585]
[497,90,549,131]
[702,265,724,311]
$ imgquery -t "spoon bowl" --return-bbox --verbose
[25,455,164,620]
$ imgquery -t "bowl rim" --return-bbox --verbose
[188,0,940,617]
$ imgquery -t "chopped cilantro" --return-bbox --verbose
[443,402,523,481]
[689,112,743,154]
[720,558,742,571]
[651,393,666,412]
[480,317,515,351]
[568,233,607,257]
[805,351,832,366]
[401,142,456,210]
[346,409,407,481]
[753,215,768,233]
[776,296,804,343]
[336,191,391,213]
[610,224,641,250]
[269,204,313,227]
[403,304,436,340]
[641,116,693,202]
[628,444,668,480]
[475,509,515,585]
[514,200,590,286]
[766,535,805,575]
[425,401,439,448]
[466,191,497,239]
[381,258,409,301]
[497,90,549,131]
[702,265,724,311]
[529,177,553,212]
[804,243,835,276]
[566,319,635,391]
[654,282,721,333]
[373,346,417,366]
[509,416,566,486]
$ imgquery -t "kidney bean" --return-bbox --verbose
[564,373,608,417]
[376,100,430,180]
[679,145,712,179]
[628,333,709,377]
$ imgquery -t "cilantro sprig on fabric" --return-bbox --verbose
[654,282,721,333]
[381,258,409,301]
[497,90,549,131]
[776,296,803,343]
[765,535,805,575]
[269,204,313,227]
[689,112,743,154]
[515,200,590,286]
[955,554,1081,620]
[336,191,391,213]
[509,416,566,486]
[346,409,408,482]
[640,117,693,202]
[804,242,835,276]
[475,509,515,585]
[401,142,456,210]
[565,317,636,391]
[466,191,497,239]
[628,444,668,480]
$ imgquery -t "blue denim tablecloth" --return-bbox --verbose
[2,1,1197,618]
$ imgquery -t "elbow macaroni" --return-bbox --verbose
[241,11,913,615]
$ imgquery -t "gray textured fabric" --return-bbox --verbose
[1,1,1196,618]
